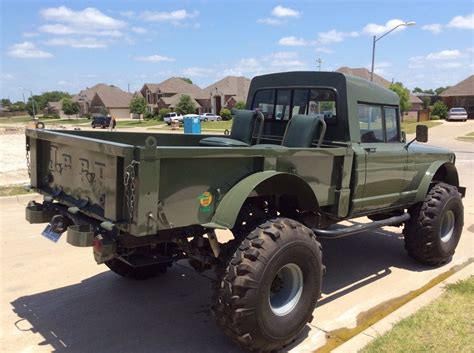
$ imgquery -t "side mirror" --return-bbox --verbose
[416,125,428,143]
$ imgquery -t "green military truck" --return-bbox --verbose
[25,72,465,352]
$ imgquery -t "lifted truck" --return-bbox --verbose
[25,72,465,352]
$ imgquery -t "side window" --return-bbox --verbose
[292,89,309,116]
[309,89,337,120]
[384,107,399,142]
[275,89,291,120]
[358,105,384,143]
[253,89,276,120]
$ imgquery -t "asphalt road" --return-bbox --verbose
[1,120,473,352]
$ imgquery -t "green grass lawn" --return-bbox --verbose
[0,115,38,124]
[0,185,32,197]
[116,119,163,128]
[401,121,443,134]
[361,276,474,353]
[456,131,474,142]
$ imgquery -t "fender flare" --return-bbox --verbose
[414,161,459,203]
[207,171,319,229]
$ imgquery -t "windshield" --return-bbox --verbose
[451,108,466,113]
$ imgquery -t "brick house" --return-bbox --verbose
[140,78,210,114]
[204,76,251,114]
[88,86,134,120]
[440,75,474,118]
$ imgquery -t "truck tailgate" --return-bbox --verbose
[26,128,135,222]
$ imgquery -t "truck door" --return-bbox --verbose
[354,104,409,212]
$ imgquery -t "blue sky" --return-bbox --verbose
[1,0,473,101]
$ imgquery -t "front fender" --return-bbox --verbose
[414,161,459,203]
[205,171,319,229]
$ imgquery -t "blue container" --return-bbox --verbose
[183,115,201,134]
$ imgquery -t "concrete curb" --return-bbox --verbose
[0,192,40,206]
[333,262,474,352]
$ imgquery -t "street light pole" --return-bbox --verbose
[370,21,416,81]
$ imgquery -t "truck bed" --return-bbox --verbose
[26,129,351,236]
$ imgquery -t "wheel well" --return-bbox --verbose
[432,163,459,187]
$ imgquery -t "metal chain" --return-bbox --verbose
[124,160,140,222]
[26,144,31,177]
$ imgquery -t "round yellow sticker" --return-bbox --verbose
[199,192,213,207]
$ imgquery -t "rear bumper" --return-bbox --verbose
[447,115,468,120]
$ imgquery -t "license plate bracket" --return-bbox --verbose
[41,224,63,242]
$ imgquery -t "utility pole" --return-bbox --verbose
[316,58,323,71]
[128,83,130,93]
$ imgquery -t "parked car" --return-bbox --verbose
[91,115,111,129]
[200,113,222,121]
[163,112,183,125]
[447,107,468,121]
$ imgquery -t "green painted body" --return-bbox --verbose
[25,72,461,238]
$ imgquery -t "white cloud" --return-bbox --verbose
[39,6,125,37]
[278,36,309,46]
[45,37,107,48]
[317,30,358,44]
[223,52,308,77]
[271,5,300,18]
[0,73,15,81]
[57,80,69,85]
[131,27,147,34]
[365,61,392,76]
[7,42,53,59]
[182,67,215,77]
[258,5,299,25]
[120,11,135,18]
[315,47,334,54]
[134,54,175,62]
[363,19,410,36]
[426,49,464,60]
[422,24,443,34]
[40,24,123,37]
[257,18,282,25]
[409,49,469,69]
[23,32,39,37]
[447,13,474,29]
[140,9,198,22]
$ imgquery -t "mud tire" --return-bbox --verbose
[213,218,323,352]
[105,258,170,280]
[404,183,463,266]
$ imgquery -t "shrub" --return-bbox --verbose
[158,108,171,121]
[143,111,155,120]
[431,101,449,119]
[235,101,246,110]
[41,114,60,119]
[220,108,232,120]
[431,115,440,120]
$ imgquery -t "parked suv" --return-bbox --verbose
[163,112,183,125]
[91,115,111,128]
[447,107,468,121]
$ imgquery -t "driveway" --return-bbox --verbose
[1,121,473,352]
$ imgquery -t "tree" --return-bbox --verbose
[175,95,196,115]
[235,101,246,110]
[129,95,147,121]
[11,101,26,111]
[435,86,450,95]
[412,87,423,93]
[1,98,12,107]
[422,96,431,110]
[158,108,171,121]
[389,82,411,113]
[62,97,80,119]
[178,77,193,84]
[25,91,71,117]
[431,100,449,119]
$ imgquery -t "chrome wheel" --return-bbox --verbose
[269,263,304,316]
[440,210,455,243]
